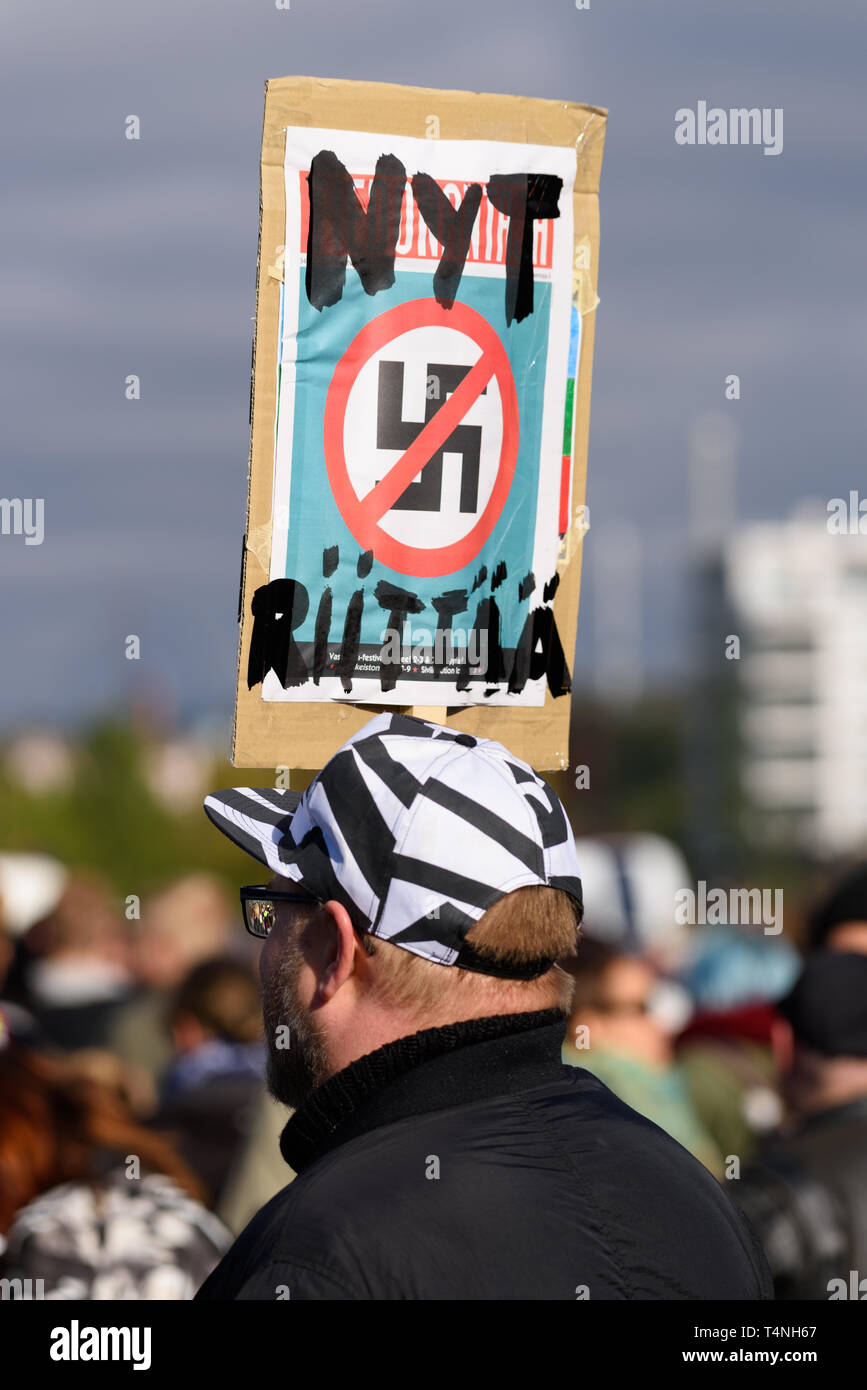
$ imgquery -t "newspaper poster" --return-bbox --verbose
[263,125,576,707]
[234,78,606,768]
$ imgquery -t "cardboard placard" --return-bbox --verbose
[233,76,606,771]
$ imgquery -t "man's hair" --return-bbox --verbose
[362,885,582,1022]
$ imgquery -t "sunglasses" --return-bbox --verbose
[240,884,321,939]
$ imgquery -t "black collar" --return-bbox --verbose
[280,1008,566,1174]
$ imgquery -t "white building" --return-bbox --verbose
[724,504,867,856]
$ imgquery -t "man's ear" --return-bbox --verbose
[313,899,364,1005]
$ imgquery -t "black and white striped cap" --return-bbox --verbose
[204,713,583,974]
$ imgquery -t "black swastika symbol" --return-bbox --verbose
[376,361,487,513]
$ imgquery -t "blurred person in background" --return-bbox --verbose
[152,958,266,1207]
[734,950,867,1300]
[570,833,694,973]
[0,1044,230,1299]
[675,925,799,1165]
[0,853,68,1045]
[19,873,133,1052]
[806,861,867,954]
[108,873,234,1087]
[562,937,723,1174]
[216,1087,295,1237]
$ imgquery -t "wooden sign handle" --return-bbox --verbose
[408,706,448,723]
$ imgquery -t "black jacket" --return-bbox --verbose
[734,1095,867,1300]
[196,1010,772,1301]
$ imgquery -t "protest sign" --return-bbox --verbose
[233,76,606,769]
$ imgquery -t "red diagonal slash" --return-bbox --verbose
[324,299,518,578]
[356,350,497,526]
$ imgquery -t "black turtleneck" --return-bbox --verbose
[279,1007,567,1175]
[197,1002,773,1301]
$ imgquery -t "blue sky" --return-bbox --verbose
[1,0,864,729]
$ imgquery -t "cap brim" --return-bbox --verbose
[204,786,303,876]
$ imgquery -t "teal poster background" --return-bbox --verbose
[277,265,552,653]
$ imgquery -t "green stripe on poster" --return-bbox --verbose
[562,377,575,455]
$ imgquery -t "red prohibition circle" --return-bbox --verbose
[323,298,519,578]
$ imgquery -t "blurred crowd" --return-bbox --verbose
[1,840,867,1300]
[561,842,867,1301]
[0,860,287,1298]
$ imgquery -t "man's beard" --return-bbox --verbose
[261,933,331,1110]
